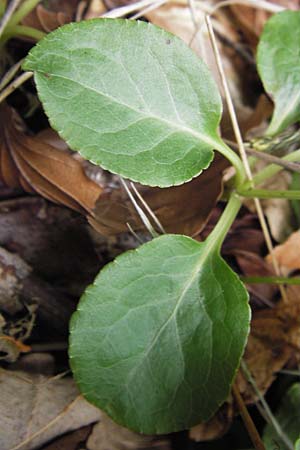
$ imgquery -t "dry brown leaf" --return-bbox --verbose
[0,105,102,215]
[85,0,107,18]
[90,154,226,237]
[87,413,171,450]
[230,1,300,47]
[41,425,93,450]
[0,371,101,450]
[189,403,233,442]
[22,1,80,33]
[238,285,300,403]
[266,230,300,275]
[235,250,278,307]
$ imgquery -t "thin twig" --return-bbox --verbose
[241,361,294,450]
[120,178,158,238]
[131,0,167,20]
[0,70,33,104]
[0,57,24,91]
[76,1,87,21]
[209,0,284,15]
[246,148,300,174]
[232,382,266,450]
[205,14,288,304]
[10,395,82,450]
[0,0,22,40]
[103,0,162,18]
[130,182,165,234]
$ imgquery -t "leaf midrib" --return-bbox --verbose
[36,71,219,149]
[122,238,216,390]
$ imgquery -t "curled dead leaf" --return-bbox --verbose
[0,105,102,215]
[0,370,101,450]
[230,1,300,47]
[87,413,171,450]
[22,1,81,33]
[266,230,300,275]
[238,285,300,403]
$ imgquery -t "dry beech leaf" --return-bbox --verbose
[90,153,226,237]
[42,425,92,450]
[0,371,101,450]
[22,1,80,33]
[266,230,300,275]
[238,285,300,403]
[189,403,233,442]
[87,413,171,450]
[0,105,102,215]
[230,1,300,46]
[235,250,277,306]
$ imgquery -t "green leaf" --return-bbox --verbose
[23,19,223,187]
[296,439,300,450]
[69,234,250,434]
[257,11,300,136]
[263,383,300,450]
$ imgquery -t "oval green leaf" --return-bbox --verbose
[23,19,223,187]
[263,383,300,450]
[69,234,250,434]
[257,11,300,136]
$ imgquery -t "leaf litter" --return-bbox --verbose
[1,0,300,448]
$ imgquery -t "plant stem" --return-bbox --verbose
[0,0,7,18]
[232,382,266,450]
[246,147,300,174]
[237,187,300,200]
[207,192,242,250]
[0,71,33,104]
[1,24,45,43]
[241,361,294,450]
[0,57,24,91]
[248,150,300,187]
[241,276,300,285]
[6,0,41,28]
[0,0,21,40]
[214,140,246,186]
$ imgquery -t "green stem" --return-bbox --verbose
[241,361,294,450]
[237,187,300,200]
[241,276,300,285]
[1,24,45,43]
[214,140,246,187]
[0,0,7,17]
[246,149,300,188]
[207,193,242,250]
[6,0,41,28]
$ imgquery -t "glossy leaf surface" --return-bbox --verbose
[70,234,250,433]
[257,11,300,136]
[24,19,223,187]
